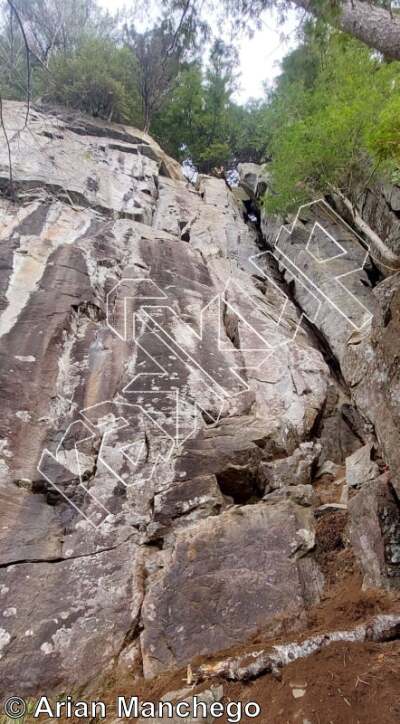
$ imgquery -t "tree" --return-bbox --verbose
[39,36,141,123]
[0,0,121,105]
[125,1,208,131]
[0,0,30,100]
[151,38,265,172]
[228,99,270,163]
[151,62,205,158]
[126,22,183,132]
[226,0,400,60]
[151,39,238,171]
[262,30,400,214]
[8,0,117,65]
[294,0,400,60]
[366,95,400,176]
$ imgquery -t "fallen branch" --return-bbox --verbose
[329,185,400,271]
[194,614,400,683]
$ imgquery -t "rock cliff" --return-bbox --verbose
[0,102,399,704]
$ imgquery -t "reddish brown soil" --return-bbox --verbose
[219,639,400,724]
[93,573,400,724]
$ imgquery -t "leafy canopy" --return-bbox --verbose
[262,27,400,214]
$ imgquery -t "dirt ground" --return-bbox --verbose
[219,639,400,724]
[100,634,400,724]
[97,581,400,724]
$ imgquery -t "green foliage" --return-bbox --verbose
[367,94,400,170]
[227,99,270,162]
[263,29,400,214]
[0,0,135,121]
[152,41,268,172]
[0,1,31,100]
[151,63,204,158]
[0,36,31,100]
[40,37,142,124]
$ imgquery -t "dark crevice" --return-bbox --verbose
[200,408,221,426]
[243,198,261,229]
[179,220,191,242]
[59,119,149,145]
[364,256,383,288]
[216,466,263,505]
[144,431,150,463]
[341,403,372,444]
[307,322,346,387]
[71,300,106,322]
[143,538,164,550]
[305,400,326,444]
[0,178,149,224]
[222,299,240,350]
[159,161,169,177]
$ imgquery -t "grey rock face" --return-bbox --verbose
[345,444,379,488]
[343,274,400,500]
[0,103,398,695]
[0,542,144,696]
[260,200,377,362]
[258,441,321,492]
[140,502,320,678]
[0,102,331,694]
[349,475,400,590]
[237,162,269,199]
[349,179,400,268]
[242,165,400,593]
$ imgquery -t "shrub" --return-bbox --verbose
[41,37,142,125]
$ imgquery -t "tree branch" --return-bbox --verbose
[291,0,400,60]
[167,0,192,55]
[0,95,14,198]
[6,0,31,126]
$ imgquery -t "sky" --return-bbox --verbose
[98,0,299,103]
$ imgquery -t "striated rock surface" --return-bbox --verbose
[0,103,399,698]
[141,503,321,677]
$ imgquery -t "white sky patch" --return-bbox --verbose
[99,0,299,103]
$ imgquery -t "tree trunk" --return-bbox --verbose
[330,185,400,271]
[293,0,400,60]
[143,110,151,134]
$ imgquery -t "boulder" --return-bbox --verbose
[258,442,321,492]
[140,502,322,677]
[345,444,379,488]
[264,484,318,507]
[237,162,269,199]
[348,475,400,590]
